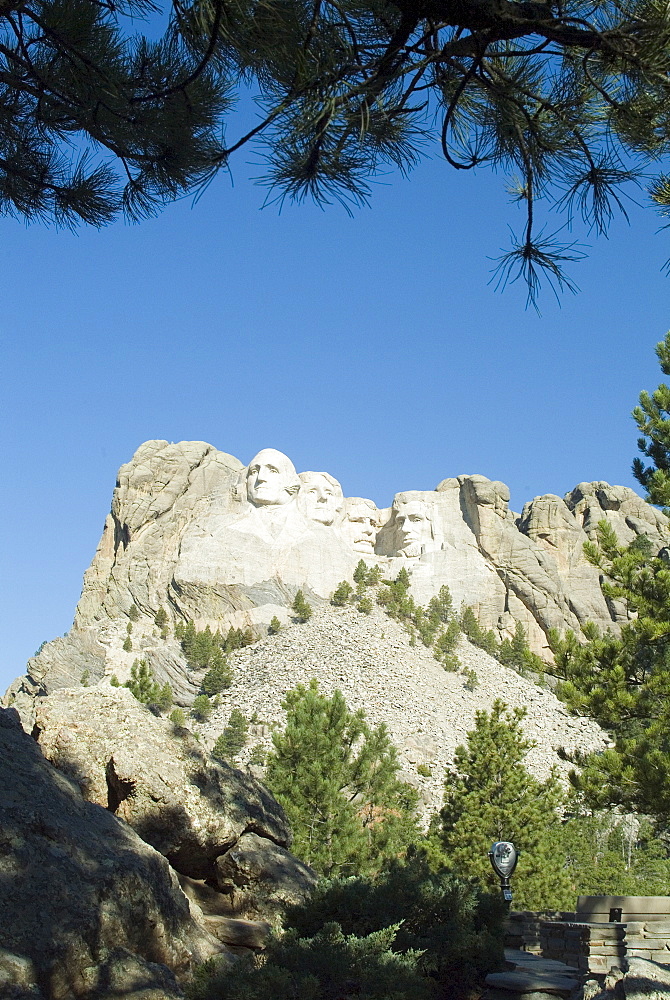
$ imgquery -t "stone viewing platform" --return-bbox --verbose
[506,898,670,980]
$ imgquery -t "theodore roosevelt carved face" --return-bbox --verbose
[298,472,344,525]
[344,498,379,553]
[246,449,300,507]
[394,500,433,557]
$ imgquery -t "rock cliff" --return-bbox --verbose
[5,441,668,719]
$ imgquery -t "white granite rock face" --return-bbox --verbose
[5,441,670,714]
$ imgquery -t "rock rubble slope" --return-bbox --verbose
[194,605,607,818]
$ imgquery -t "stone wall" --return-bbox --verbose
[540,920,627,974]
[505,911,569,953]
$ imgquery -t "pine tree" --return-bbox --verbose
[155,683,174,713]
[437,700,572,909]
[543,335,670,829]
[212,709,249,763]
[427,586,456,624]
[201,649,232,695]
[353,560,368,585]
[358,596,373,614]
[633,330,670,511]
[434,620,461,671]
[460,606,498,656]
[269,616,283,634]
[123,636,133,652]
[125,659,162,704]
[128,604,139,622]
[169,707,186,729]
[80,669,90,687]
[191,694,212,721]
[292,589,313,623]
[366,565,382,586]
[330,580,354,608]
[265,680,419,876]
[499,621,533,674]
[154,607,168,628]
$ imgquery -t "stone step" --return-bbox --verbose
[505,949,579,974]
[485,971,580,994]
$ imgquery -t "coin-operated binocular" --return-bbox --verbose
[488,841,519,903]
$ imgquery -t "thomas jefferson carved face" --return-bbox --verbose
[298,472,344,525]
[246,449,300,507]
[344,498,379,553]
[395,500,432,557]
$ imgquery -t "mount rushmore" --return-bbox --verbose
[5,438,670,718]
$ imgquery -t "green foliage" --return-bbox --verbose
[0,0,234,227]
[436,700,573,909]
[126,621,133,635]
[357,596,373,614]
[265,680,420,876]
[128,604,139,622]
[633,332,670,512]
[416,763,432,777]
[80,669,90,687]
[155,682,174,713]
[154,607,168,628]
[463,668,479,691]
[212,709,249,763]
[124,659,167,708]
[169,707,186,729]
[427,586,456,625]
[13,0,670,299]
[187,852,506,1000]
[434,619,461,671]
[268,616,282,634]
[187,922,433,1000]
[292,589,313,623]
[377,569,416,621]
[366,565,382,586]
[191,694,212,721]
[122,636,133,652]
[460,606,498,656]
[332,581,354,606]
[201,656,232,696]
[559,809,670,896]
[498,621,544,677]
[248,744,267,766]
[110,674,120,687]
[547,523,670,825]
[353,559,368,585]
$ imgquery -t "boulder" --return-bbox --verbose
[30,687,316,920]
[213,831,318,920]
[32,687,292,875]
[0,706,222,1000]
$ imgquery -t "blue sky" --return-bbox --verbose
[2,137,670,695]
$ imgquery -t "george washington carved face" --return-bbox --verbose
[298,472,344,525]
[246,449,300,507]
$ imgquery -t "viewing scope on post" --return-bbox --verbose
[488,841,519,903]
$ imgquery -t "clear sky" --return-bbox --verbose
[2,134,670,696]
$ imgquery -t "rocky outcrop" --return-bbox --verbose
[31,687,316,915]
[0,705,223,1000]
[5,441,669,713]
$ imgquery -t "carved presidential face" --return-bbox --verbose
[344,499,379,553]
[395,500,432,557]
[298,472,344,525]
[246,449,300,507]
